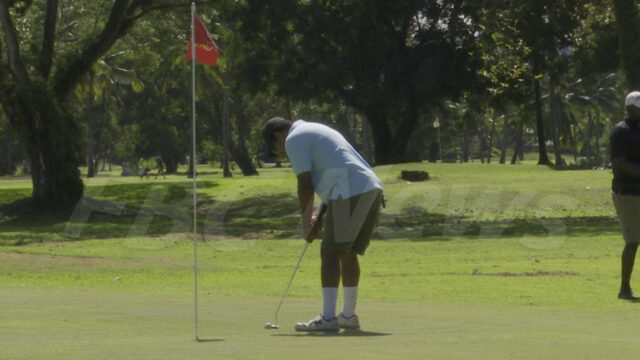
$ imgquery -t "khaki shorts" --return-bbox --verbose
[323,189,383,255]
[612,192,640,243]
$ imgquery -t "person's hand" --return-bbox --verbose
[304,204,327,243]
[305,213,323,243]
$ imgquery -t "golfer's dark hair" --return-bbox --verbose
[262,117,293,155]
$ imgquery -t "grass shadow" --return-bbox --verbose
[91,181,219,205]
[0,182,218,245]
[0,182,302,245]
[619,298,640,303]
[0,177,621,245]
[195,338,225,342]
[377,212,619,241]
[0,188,32,208]
[203,193,299,239]
[272,330,392,337]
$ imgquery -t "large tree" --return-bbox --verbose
[613,0,640,89]
[487,0,586,167]
[237,0,484,164]
[0,0,214,209]
[0,111,17,175]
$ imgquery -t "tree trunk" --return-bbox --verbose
[187,154,195,178]
[93,89,108,175]
[2,120,13,175]
[222,67,232,178]
[549,80,564,167]
[229,141,258,176]
[594,108,602,164]
[568,112,579,165]
[460,132,471,163]
[499,112,510,164]
[533,72,552,166]
[233,104,258,176]
[487,116,496,164]
[359,114,374,164]
[511,121,524,164]
[10,86,83,209]
[389,88,419,162]
[365,110,393,165]
[164,153,178,174]
[585,111,593,163]
[87,71,96,178]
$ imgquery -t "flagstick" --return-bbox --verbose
[190,1,199,342]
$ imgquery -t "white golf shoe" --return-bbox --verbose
[294,315,339,332]
[337,313,360,329]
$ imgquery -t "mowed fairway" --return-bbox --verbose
[2,162,640,359]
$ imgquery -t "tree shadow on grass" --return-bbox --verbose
[0,188,32,208]
[90,181,219,206]
[0,182,304,245]
[0,182,220,245]
[1,180,621,245]
[377,211,619,241]
[200,193,300,239]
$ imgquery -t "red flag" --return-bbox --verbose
[186,14,218,67]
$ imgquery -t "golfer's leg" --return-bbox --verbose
[339,252,359,319]
[338,190,381,320]
[321,247,340,320]
[321,247,341,287]
[340,252,360,287]
[621,242,639,291]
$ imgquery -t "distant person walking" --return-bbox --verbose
[611,91,640,300]
[262,117,384,331]
[155,156,165,179]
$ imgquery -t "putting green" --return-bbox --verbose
[2,287,639,360]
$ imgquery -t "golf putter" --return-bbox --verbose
[265,203,327,330]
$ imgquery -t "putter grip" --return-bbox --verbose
[310,203,327,233]
[318,203,327,216]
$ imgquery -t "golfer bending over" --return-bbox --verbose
[262,117,383,331]
[611,91,640,300]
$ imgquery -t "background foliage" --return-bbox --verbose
[0,0,635,208]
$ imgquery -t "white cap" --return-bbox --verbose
[626,91,640,108]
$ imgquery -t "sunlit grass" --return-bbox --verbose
[1,161,634,360]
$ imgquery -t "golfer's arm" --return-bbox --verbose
[297,172,314,225]
[612,157,640,178]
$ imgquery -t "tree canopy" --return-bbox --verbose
[0,0,634,210]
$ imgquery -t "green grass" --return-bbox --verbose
[2,161,639,359]
[3,288,640,360]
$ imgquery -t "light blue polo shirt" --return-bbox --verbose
[285,120,383,202]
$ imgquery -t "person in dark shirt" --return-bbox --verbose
[611,91,640,300]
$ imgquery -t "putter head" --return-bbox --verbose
[264,322,280,329]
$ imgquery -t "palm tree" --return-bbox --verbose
[563,73,622,165]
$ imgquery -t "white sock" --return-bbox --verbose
[322,287,338,320]
[342,286,358,318]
